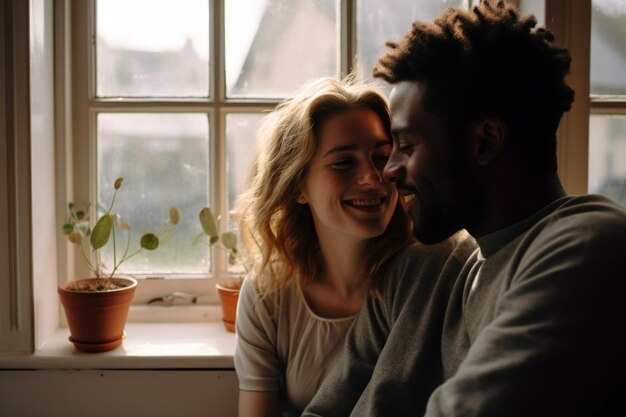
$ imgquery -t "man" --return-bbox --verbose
[303,1,626,416]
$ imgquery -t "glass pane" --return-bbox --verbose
[226,113,266,212]
[226,113,266,273]
[589,115,626,208]
[96,0,209,97]
[518,0,545,26]
[591,0,626,95]
[97,113,210,274]
[356,0,464,93]
[225,0,340,98]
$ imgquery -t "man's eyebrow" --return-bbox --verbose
[391,126,414,137]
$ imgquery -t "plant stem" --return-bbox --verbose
[77,240,97,277]
[110,219,117,280]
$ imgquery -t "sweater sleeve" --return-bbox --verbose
[234,277,282,392]
[425,204,626,417]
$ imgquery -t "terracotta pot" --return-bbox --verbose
[215,279,242,333]
[58,277,137,352]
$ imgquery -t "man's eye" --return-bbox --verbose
[398,143,414,155]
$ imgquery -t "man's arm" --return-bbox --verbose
[426,214,626,417]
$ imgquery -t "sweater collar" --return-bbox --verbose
[475,196,571,258]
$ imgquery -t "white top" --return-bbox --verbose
[234,276,356,416]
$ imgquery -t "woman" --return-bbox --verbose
[232,76,413,417]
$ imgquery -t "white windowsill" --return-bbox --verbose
[0,318,237,370]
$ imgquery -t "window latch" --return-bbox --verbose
[147,292,198,306]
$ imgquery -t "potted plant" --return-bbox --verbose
[197,207,246,333]
[59,177,179,352]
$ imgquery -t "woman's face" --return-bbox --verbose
[298,107,398,242]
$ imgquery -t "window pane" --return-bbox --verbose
[226,113,266,212]
[591,0,626,95]
[225,0,339,98]
[356,0,464,90]
[97,113,210,274]
[589,115,626,208]
[226,113,266,274]
[96,0,209,97]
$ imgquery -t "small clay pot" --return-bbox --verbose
[215,278,242,333]
[58,277,137,352]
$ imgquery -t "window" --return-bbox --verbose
[71,0,467,304]
[588,0,626,207]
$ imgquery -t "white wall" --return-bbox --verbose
[0,370,239,417]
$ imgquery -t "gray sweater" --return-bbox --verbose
[304,195,626,417]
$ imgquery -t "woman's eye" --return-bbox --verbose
[330,159,355,169]
[373,154,390,167]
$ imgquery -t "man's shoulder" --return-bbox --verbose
[541,194,626,241]
[512,194,626,272]
[382,231,478,294]
[397,230,478,265]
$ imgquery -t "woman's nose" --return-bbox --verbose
[356,160,383,186]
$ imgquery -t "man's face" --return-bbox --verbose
[384,81,475,244]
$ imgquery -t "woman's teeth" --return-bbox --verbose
[348,198,382,207]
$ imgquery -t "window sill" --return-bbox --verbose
[0,321,236,370]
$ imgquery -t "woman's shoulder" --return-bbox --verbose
[239,273,301,314]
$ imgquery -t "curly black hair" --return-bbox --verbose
[373,0,575,172]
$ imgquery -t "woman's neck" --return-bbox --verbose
[317,230,367,296]
[300,228,368,319]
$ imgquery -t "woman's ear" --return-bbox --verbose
[466,118,506,166]
[296,191,308,204]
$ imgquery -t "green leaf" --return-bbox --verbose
[221,232,238,250]
[140,233,159,250]
[114,177,123,190]
[90,214,113,250]
[76,210,86,220]
[170,207,179,225]
[199,207,218,238]
[62,224,74,235]
[210,236,219,245]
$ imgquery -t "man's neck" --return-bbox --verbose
[470,172,566,238]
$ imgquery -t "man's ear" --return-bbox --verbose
[466,118,505,166]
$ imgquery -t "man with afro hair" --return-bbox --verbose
[303,1,626,416]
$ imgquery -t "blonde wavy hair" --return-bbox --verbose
[232,75,412,297]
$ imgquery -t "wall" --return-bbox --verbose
[0,370,239,417]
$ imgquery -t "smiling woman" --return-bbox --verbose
[231,76,413,417]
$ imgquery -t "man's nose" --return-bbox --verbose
[383,151,404,184]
